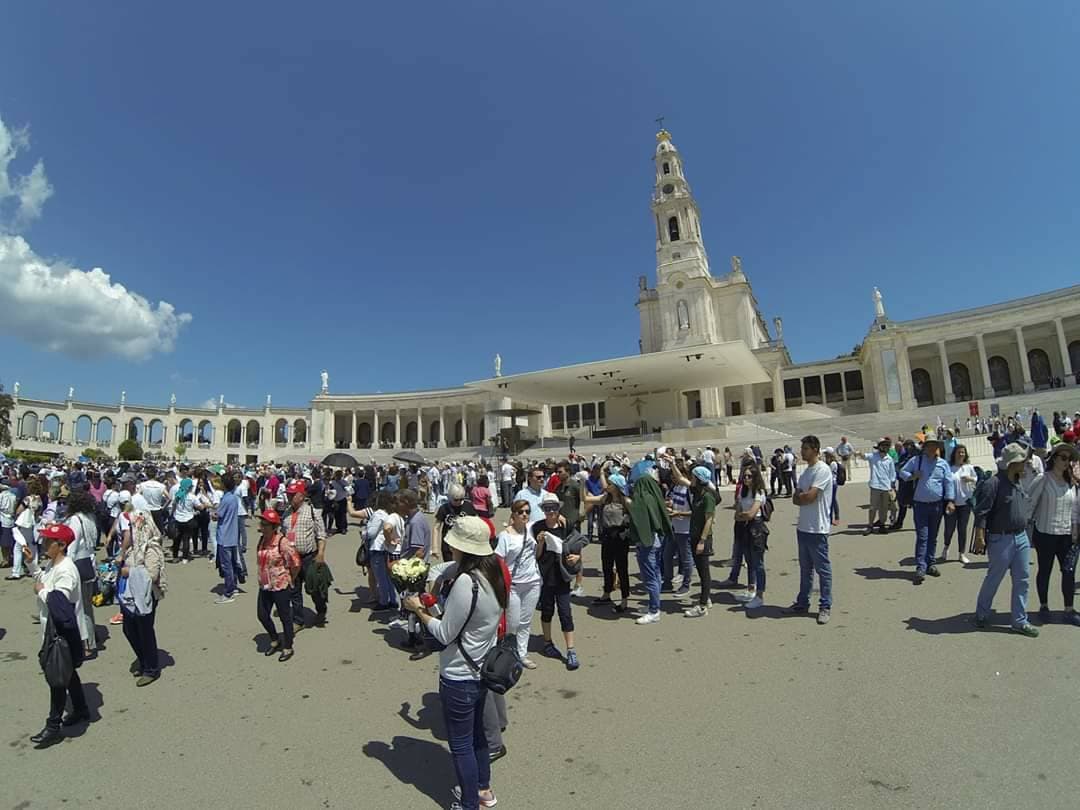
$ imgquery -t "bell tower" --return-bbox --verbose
[651,129,710,282]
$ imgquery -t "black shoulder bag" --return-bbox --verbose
[40,615,74,689]
[453,574,522,695]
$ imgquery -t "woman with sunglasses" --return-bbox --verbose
[732,465,767,611]
[583,468,634,614]
[941,444,977,564]
[1027,444,1080,625]
[495,499,542,669]
[534,491,580,670]
[255,509,300,661]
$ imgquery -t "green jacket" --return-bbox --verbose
[304,560,334,599]
[628,476,672,548]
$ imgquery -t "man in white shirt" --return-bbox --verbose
[836,437,854,479]
[862,438,897,535]
[500,460,516,509]
[785,435,834,625]
[782,448,796,496]
[138,472,170,533]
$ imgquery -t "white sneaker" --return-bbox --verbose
[635,611,661,625]
[960,553,971,565]
[683,605,708,618]
[570,585,585,598]
[734,591,757,603]
[745,595,764,610]
[387,618,408,629]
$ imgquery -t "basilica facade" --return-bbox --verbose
[8,130,1080,461]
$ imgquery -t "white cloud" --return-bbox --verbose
[0,111,190,359]
[0,117,53,229]
[0,234,192,360]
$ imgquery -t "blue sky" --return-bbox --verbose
[1,1,1077,409]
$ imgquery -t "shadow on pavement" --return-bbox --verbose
[363,736,455,807]
[903,614,1011,635]
[62,681,104,738]
[853,566,914,582]
[398,693,447,740]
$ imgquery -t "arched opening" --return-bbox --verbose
[19,411,38,439]
[41,413,61,442]
[245,420,260,447]
[197,420,213,446]
[949,362,973,401]
[911,368,933,406]
[178,418,194,444]
[988,356,1012,395]
[127,418,145,444]
[1069,340,1080,376]
[405,421,418,448]
[147,419,164,447]
[662,162,670,175]
[667,216,680,242]
[1028,348,1052,388]
[380,421,396,446]
[293,420,307,444]
[95,417,113,445]
[227,419,242,445]
[75,415,93,444]
[356,422,371,447]
[274,418,289,445]
[429,421,440,445]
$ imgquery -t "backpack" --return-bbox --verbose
[834,464,846,487]
[760,495,775,522]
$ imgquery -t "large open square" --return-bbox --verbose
[2,482,1076,809]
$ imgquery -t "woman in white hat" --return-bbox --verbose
[403,515,507,810]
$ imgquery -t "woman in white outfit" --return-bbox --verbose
[64,490,100,655]
[495,499,542,669]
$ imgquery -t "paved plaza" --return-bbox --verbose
[1,484,1077,810]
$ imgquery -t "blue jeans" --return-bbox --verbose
[976,531,1031,628]
[913,501,944,573]
[369,549,397,607]
[218,545,240,596]
[746,542,766,593]
[636,544,662,613]
[662,532,693,590]
[439,676,490,810]
[795,531,832,609]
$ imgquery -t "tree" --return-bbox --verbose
[174,443,187,459]
[117,438,143,461]
[83,448,106,461]
[0,382,12,448]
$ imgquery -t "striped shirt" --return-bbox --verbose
[1027,474,1077,536]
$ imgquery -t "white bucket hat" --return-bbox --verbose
[444,515,494,557]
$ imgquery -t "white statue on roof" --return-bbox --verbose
[120,390,126,405]
[873,287,885,319]
[494,354,502,377]
[321,370,329,393]
[68,386,74,399]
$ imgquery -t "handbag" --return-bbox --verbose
[39,616,74,689]
[454,574,523,695]
[1064,543,1080,575]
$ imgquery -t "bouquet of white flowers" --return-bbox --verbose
[389,557,430,593]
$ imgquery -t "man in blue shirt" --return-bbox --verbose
[514,468,547,523]
[898,435,956,583]
[214,474,241,603]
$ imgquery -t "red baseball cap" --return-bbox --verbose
[40,523,76,546]
[259,509,281,525]
[285,480,306,495]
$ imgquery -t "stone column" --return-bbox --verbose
[394,409,401,449]
[772,368,785,412]
[976,333,993,398]
[895,342,917,410]
[461,403,468,446]
[438,405,446,448]
[350,410,357,449]
[1016,326,1034,393]
[373,409,380,448]
[938,340,955,403]
[1055,317,1073,379]
[741,384,755,415]
[417,405,422,448]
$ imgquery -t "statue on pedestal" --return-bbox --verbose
[873,287,886,319]
[218,394,224,409]
[170,393,176,406]
[730,256,744,277]
[12,381,19,397]
[320,370,329,394]
[494,354,502,377]
[773,317,784,342]
[266,394,272,408]
[120,390,126,406]
[68,386,74,400]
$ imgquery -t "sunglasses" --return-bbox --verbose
[541,505,560,512]
[514,507,531,515]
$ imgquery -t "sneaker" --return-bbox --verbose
[926,566,941,578]
[684,605,708,618]
[783,603,809,614]
[181,559,189,565]
[734,591,757,603]
[521,657,537,670]
[960,553,971,565]
[817,609,831,625]
[1012,623,1039,638]
[745,595,764,610]
[136,674,159,687]
[565,649,580,671]
[938,548,948,563]
[387,618,408,629]
[1067,612,1080,627]
[214,594,236,605]
[913,570,925,585]
[635,611,661,625]
[109,613,124,625]
[706,598,713,608]
[451,786,498,808]
[973,615,988,628]
[673,585,691,597]
[570,585,585,598]
[541,641,562,660]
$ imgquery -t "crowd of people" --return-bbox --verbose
[4,405,1080,809]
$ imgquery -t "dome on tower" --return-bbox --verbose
[655,129,676,154]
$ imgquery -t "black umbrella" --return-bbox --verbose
[392,450,426,466]
[321,452,359,468]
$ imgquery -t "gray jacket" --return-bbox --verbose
[973,472,1028,535]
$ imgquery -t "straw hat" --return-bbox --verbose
[444,515,494,557]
